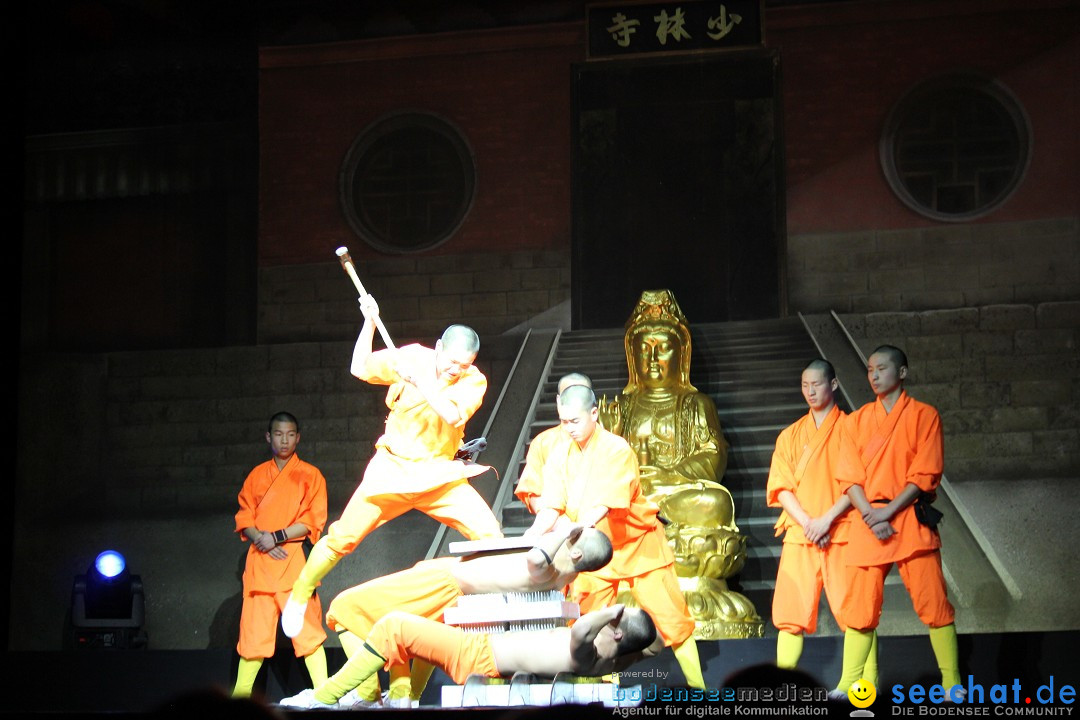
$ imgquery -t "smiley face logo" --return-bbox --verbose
[848,678,876,708]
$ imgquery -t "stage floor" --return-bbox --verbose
[5,629,1077,716]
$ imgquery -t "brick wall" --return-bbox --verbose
[772,1,1079,234]
[835,301,1080,482]
[788,217,1080,314]
[258,24,583,267]
[258,248,570,343]
[99,343,386,512]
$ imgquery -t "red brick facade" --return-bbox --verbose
[259,23,585,267]
[258,0,1078,330]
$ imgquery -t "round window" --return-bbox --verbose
[880,75,1030,222]
[340,113,477,253]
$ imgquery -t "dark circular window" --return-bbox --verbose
[340,113,476,253]
[880,75,1030,222]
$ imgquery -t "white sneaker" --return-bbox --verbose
[945,685,967,703]
[278,688,338,710]
[380,690,419,709]
[281,596,308,638]
[339,689,382,708]
[828,688,849,702]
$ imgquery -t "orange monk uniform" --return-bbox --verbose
[538,425,696,647]
[766,405,853,635]
[325,558,463,637]
[837,391,954,630]
[325,344,502,556]
[367,612,500,685]
[235,454,328,658]
[514,426,563,509]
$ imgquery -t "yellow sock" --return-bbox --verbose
[314,643,387,705]
[232,657,262,698]
[411,659,435,701]
[863,631,879,687]
[776,631,803,669]
[291,538,342,603]
[673,637,706,690]
[339,630,381,702]
[836,628,875,692]
[304,646,328,687]
[388,664,412,700]
[339,630,363,658]
[929,624,961,689]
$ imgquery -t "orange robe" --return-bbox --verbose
[538,426,695,646]
[514,425,563,508]
[836,391,954,629]
[325,558,463,636]
[766,405,852,635]
[367,612,500,685]
[235,454,328,658]
[325,344,502,555]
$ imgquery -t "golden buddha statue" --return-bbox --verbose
[601,289,763,639]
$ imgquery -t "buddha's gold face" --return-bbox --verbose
[633,329,681,389]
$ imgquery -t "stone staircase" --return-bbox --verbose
[498,316,927,637]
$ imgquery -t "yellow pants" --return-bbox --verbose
[842,550,955,630]
[325,480,502,556]
[238,589,325,658]
[772,541,847,634]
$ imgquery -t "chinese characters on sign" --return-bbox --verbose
[589,1,762,58]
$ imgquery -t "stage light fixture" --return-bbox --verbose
[70,550,147,649]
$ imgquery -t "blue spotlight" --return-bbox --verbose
[94,550,126,579]
[70,550,147,649]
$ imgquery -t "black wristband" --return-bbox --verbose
[534,547,553,565]
[272,529,289,545]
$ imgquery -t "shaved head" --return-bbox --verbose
[803,358,836,382]
[557,373,593,395]
[440,325,480,354]
[571,528,613,572]
[617,609,657,654]
[559,384,597,412]
[268,411,299,433]
[870,345,908,369]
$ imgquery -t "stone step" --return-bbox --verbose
[717,403,809,425]
[501,502,533,529]
[553,340,815,362]
[723,423,789,449]
[537,367,807,393]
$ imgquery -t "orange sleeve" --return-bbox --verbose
[515,428,557,504]
[369,344,486,428]
[766,422,799,508]
[835,411,869,495]
[356,347,404,386]
[442,366,487,429]
[906,404,943,494]
[536,447,569,514]
[234,463,266,539]
[584,430,637,513]
[294,464,329,543]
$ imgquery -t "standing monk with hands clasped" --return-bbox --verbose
[767,359,878,688]
[834,346,959,701]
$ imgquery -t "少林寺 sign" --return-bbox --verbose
[587,1,763,59]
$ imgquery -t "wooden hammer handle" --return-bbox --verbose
[336,247,395,349]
